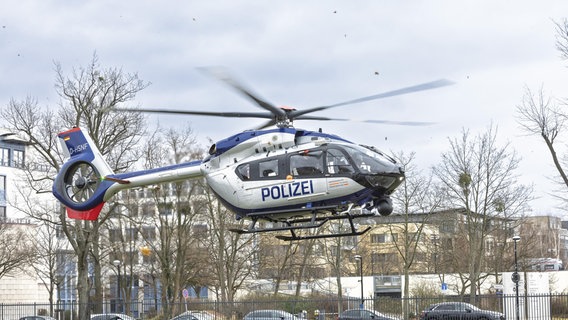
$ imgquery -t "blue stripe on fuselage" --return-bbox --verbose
[209,128,352,157]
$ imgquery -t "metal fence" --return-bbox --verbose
[2,293,568,320]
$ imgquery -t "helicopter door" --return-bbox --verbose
[287,151,328,203]
[324,147,360,197]
[289,150,325,177]
[326,148,355,175]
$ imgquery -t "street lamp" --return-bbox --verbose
[512,235,521,320]
[354,255,363,309]
[113,259,122,313]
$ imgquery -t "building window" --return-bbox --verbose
[0,175,5,218]
[374,253,398,263]
[56,226,64,239]
[440,221,455,233]
[157,202,173,215]
[0,147,25,168]
[127,204,139,217]
[109,229,122,242]
[0,148,9,166]
[126,251,139,265]
[371,233,398,243]
[12,149,24,168]
[142,203,155,217]
[125,228,138,241]
[0,175,5,203]
[141,226,156,241]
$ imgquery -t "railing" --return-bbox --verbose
[1,293,567,320]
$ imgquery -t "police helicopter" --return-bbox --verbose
[52,69,452,240]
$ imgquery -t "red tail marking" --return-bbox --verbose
[66,202,105,220]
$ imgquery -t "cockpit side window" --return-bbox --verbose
[290,151,324,176]
[326,148,354,174]
[259,159,279,178]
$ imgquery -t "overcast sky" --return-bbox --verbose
[2,1,568,216]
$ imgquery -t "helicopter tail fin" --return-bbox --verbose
[52,127,115,220]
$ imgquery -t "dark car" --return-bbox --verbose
[243,310,299,320]
[338,309,396,320]
[171,311,217,320]
[90,313,137,320]
[419,302,505,320]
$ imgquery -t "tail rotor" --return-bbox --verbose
[62,161,102,205]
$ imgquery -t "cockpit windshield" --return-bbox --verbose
[342,144,396,173]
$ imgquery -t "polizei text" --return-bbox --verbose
[261,180,315,201]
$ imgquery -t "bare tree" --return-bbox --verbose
[134,126,207,318]
[319,221,357,313]
[516,19,568,207]
[256,240,298,295]
[433,125,532,302]
[199,181,258,303]
[517,86,568,203]
[0,221,35,279]
[293,236,321,298]
[1,53,148,319]
[389,151,443,320]
[29,217,67,317]
[555,18,568,60]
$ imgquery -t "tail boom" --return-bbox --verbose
[52,127,204,220]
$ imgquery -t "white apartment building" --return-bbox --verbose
[0,128,51,304]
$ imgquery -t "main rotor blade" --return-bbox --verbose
[291,79,454,118]
[295,115,435,126]
[254,119,278,130]
[116,108,274,119]
[198,67,286,117]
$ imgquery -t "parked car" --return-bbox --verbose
[243,309,299,320]
[419,302,505,320]
[338,309,396,320]
[90,313,137,320]
[19,316,57,320]
[171,310,217,320]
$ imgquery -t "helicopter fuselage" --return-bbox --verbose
[201,127,404,221]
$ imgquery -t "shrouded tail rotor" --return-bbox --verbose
[62,161,101,205]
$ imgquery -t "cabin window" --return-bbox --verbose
[326,148,354,174]
[290,151,324,176]
[259,159,279,178]
[236,163,251,180]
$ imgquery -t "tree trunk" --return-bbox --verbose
[76,239,91,320]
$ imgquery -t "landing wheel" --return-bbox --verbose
[62,162,101,204]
